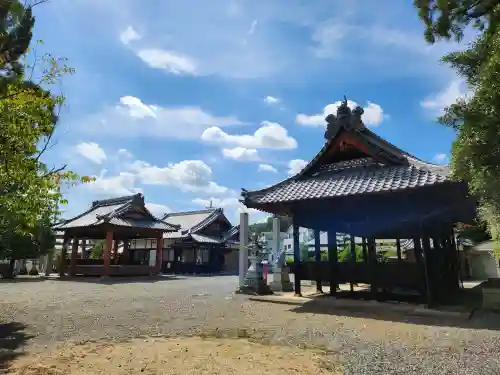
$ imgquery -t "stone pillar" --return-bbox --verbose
[69,238,79,277]
[155,235,163,274]
[238,212,249,288]
[272,216,280,263]
[122,240,130,264]
[45,252,53,277]
[59,235,70,277]
[270,217,293,292]
[102,231,113,277]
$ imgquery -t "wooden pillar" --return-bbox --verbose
[421,236,433,307]
[350,234,356,293]
[292,221,301,296]
[396,238,402,261]
[368,237,377,300]
[314,230,322,293]
[59,235,70,277]
[327,231,338,296]
[155,234,163,274]
[69,238,79,277]
[362,238,368,263]
[113,239,119,264]
[102,231,113,277]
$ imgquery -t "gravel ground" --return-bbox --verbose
[1,275,500,374]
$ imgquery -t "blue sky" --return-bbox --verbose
[33,0,471,224]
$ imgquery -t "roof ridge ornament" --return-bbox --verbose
[324,96,366,141]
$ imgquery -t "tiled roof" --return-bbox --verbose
[244,156,450,205]
[190,233,221,244]
[162,209,218,239]
[54,194,179,232]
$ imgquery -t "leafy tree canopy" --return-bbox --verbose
[414,0,500,254]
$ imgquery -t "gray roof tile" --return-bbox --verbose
[55,194,178,232]
[245,157,449,205]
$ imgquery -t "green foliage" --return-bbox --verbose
[0,0,91,264]
[90,240,104,259]
[249,216,292,235]
[413,0,499,43]
[414,1,500,257]
[337,244,364,263]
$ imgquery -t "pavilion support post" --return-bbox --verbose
[413,236,430,306]
[396,238,402,261]
[367,237,377,300]
[238,212,249,288]
[69,238,79,277]
[421,236,433,307]
[327,231,338,296]
[113,239,119,264]
[362,238,368,264]
[350,234,356,293]
[292,221,301,296]
[102,231,113,278]
[314,230,323,293]
[155,234,163,274]
[59,235,70,278]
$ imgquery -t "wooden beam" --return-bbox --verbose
[155,234,163,274]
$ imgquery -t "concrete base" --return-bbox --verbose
[482,287,500,310]
[269,280,294,292]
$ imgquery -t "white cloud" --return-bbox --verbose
[119,26,141,45]
[75,142,107,164]
[432,153,448,164]
[146,202,171,217]
[288,159,308,176]
[81,96,244,139]
[192,196,266,224]
[84,171,140,196]
[248,19,258,35]
[421,80,472,115]
[117,148,134,159]
[128,159,228,194]
[222,147,260,162]
[264,96,280,105]
[296,100,385,127]
[201,121,297,149]
[136,49,198,76]
[258,164,277,173]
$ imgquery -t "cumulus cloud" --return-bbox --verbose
[287,159,308,176]
[222,147,260,162]
[119,26,141,45]
[258,164,277,173]
[83,171,140,196]
[201,121,297,149]
[296,100,385,127]
[421,80,473,115]
[136,49,198,75]
[75,142,107,164]
[432,153,449,164]
[80,95,244,140]
[264,96,280,105]
[127,159,229,194]
[145,202,171,217]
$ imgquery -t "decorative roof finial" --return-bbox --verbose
[324,95,366,141]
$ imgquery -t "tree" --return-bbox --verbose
[0,1,90,274]
[414,1,500,255]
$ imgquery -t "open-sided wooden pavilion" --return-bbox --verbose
[53,193,179,277]
[241,98,476,306]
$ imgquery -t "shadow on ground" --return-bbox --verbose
[0,277,46,284]
[289,295,500,330]
[54,275,184,285]
[0,322,33,372]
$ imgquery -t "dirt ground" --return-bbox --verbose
[6,336,341,375]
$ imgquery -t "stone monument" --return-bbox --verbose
[269,216,293,292]
[237,234,273,295]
